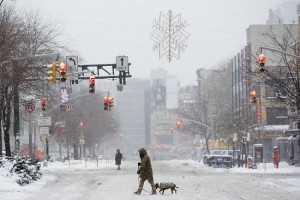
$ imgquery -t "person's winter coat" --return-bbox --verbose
[137,148,153,181]
[115,149,122,165]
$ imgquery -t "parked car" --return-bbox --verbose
[208,155,233,168]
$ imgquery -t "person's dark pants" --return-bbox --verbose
[136,177,156,194]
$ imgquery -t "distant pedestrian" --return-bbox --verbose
[273,148,279,168]
[115,149,122,170]
[134,148,156,195]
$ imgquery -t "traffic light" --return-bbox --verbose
[108,97,114,110]
[39,134,43,141]
[250,90,257,103]
[176,121,181,128]
[41,97,46,111]
[89,76,95,93]
[46,62,56,83]
[59,62,67,82]
[80,121,84,128]
[258,54,266,72]
[103,97,109,110]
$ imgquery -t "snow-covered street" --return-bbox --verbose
[1,159,300,200]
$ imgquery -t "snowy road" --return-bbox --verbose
[3,160,300,200]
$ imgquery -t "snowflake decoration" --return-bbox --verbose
[150,10,190,62]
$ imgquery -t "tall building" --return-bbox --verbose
[231,23,298,161]
[116,78,150,158]
[178,84,198,147]
[150,69,180,159]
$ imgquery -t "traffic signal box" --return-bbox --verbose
[176,121,181,128]
[89,76,95,93]
[108,97,114,110]
[250,90,257,103]
[59,62,67,82]
[258,54,266,72]
[103,97,114,111]
[103,97,109,110]
[80,121,84,128]
[47,62,57,83]
[41,97,46,111]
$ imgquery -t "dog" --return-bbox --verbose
[155,182,179,195]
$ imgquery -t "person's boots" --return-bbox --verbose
[134,187,142,195]
[151,186,157,195]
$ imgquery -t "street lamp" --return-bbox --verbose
[233,133,237,167]
[79,121,84,158]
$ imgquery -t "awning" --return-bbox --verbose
[276,135,299,142]
[255,125,290,131]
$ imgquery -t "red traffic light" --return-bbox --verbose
[258,54,265,72]
[250,90,256,97]
[103,97,109,110]
[41,98,46,111]
[80,121,84,127]
[41,98,47,104]
[258,54,265,62]
[59,62,67,82]
[103,97,109,102]
[89,76,95,83]
[176,121,181,128]
[89,76,96,93]
[250,90,257,103]
[59,62,67,73]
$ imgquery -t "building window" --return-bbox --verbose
[266,107,288,125]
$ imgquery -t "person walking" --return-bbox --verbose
[273,147,279,169]
[115,149,122,170]
[134,148,156,195]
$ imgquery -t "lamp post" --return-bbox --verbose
[233,133,237,167]
[241,131,247,168]
[79,121,84,159]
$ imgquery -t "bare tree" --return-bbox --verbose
[181,65,232,154]
[0,5,68,156]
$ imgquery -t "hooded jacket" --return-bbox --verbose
[115,149,122,165]
[137,148,153,181]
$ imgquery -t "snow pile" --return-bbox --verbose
[0,156,42,186]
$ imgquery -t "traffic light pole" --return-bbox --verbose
[259,46,300,60]
[78,63,132,85]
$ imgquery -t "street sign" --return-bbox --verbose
[116,56,128,71]
[61,87,69,103]
[38,116,51,126]
[25,102,35,112]
[39,126,49,135]
[66,56,78,81]
[66,103,74,111]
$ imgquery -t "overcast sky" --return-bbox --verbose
[14,0,298,86]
